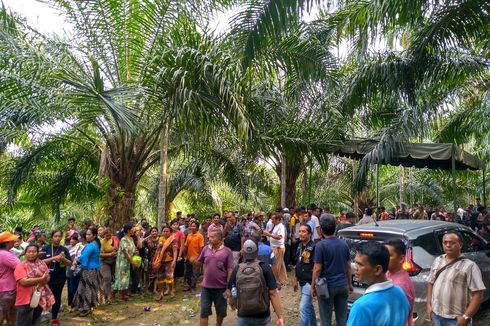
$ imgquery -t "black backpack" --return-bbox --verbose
[236,261,269,315]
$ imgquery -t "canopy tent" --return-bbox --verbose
[327,139,482,170]
[323,139,485,211]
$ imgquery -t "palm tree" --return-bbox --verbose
[228,6,350,208]
[0,1,252,228]
[326,0,490,192]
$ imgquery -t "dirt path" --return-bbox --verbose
[60,272,301,326]
[59,270,490,325]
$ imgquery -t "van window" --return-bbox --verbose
[412,233,441,256]
[461,232,485,252]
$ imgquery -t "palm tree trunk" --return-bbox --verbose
[280,157,286,207]
[275,157,302,208]
[107,180,137,230]
[158,123,169,230]
[399,165,405,203]
[353,161,359,218]
[302,165,307,204]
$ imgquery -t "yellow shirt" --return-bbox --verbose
[290,214,299,229]
[100,237,116,253]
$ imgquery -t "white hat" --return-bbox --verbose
[242,239,258,261]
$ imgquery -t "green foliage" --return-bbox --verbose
[1,0,489,229]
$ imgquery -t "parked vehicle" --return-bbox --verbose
[337,220,490,325]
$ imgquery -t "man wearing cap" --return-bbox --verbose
[191,230,233,326]
[226,239,285,326]
[0,231,21,326]
[396,202,410,220]
[247,212,262,236]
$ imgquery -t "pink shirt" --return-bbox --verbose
[0,250,20,292]
[175,231,185,249]
[207,223,223,236]
[387,270,415,326]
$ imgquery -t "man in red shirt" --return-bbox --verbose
[385,239,415,326]
[378,207,390,221]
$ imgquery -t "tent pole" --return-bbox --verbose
[376,164,380,210]
[452,149,457,213]
[483,167,487,208]
[307,159,313,207]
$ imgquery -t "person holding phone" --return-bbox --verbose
[42,230,72,326]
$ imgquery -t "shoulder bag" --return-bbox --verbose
[433,256,465,283]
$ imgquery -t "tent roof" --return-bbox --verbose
[327,139,483,170]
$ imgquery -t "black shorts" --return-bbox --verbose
[200,287,227,318]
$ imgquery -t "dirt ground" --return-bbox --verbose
[59,270,490,326]
[60,271,301,326]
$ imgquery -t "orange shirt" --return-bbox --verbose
[185,232,204,259]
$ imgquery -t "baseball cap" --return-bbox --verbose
[0,231,19,243]
[254,211,265,219]
[242,239,258,261]
[283,208,289,212]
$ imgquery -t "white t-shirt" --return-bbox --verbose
[310,215,320,240]
[269,223,285,249]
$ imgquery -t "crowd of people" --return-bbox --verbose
[0,201,487,326]
[345,199,490,237]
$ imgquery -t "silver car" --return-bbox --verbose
[337,220,490,325]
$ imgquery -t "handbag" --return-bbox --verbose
[30,286,41,308]
[73,263,83,277]
[315,277,330,299]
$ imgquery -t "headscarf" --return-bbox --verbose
[23,258,55,311]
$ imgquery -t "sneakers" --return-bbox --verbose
[51,320,60,326]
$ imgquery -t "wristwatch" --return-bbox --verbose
[462,314,472,323]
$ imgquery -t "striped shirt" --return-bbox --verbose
[428,254,486,319]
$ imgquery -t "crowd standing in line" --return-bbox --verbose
[0,200,488,326]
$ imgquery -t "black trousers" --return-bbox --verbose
[130,266,141,294]
[15,305,42,326]
[284,243,291,268]
[49,282,65,320]
[184,261,199,289]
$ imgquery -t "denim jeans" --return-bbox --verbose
[67,274,81,306]
[236,315,271,326]
[299,283,317,326]
[432,313,458,326]
[317,285,348,326]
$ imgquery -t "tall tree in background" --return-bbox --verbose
[0,1,250,228]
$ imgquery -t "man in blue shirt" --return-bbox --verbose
[347,241,409,326]
[312,214,352,326]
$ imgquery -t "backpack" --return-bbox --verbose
[236,261,269,315]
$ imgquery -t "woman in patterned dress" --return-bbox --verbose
[112,224,136,301]
[144,227,160,293]
[152,225,177,300]
[71,227,101,316]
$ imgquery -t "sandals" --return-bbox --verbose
[154,293,163,301]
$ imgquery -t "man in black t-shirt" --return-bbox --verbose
[223,212,244,267]
[294,223,316,326]
[226,239,284,326]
